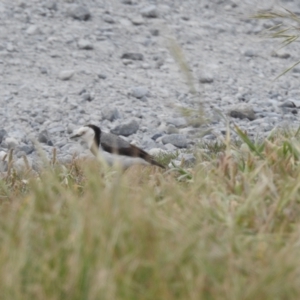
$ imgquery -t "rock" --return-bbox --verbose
[121,0,132,4]
[164,143,178,152]
[19,144,34,155]
[178,153,196,166]
[103,14,115,24]
[271,51,291,59]
[166,117,187,128]
[97,73,107,79]
[40,67,48,74]
[102,107,121,121]
[141,5,158,18]
[121,53,144,61]
[131,16,144,26]
[82,92,92,101]
[148,148,168,156]
[166,125,179,134]
[26,25,41,35]
[150,29,159,36]
[0,151,7,172]
[228,104,256,121]
[162,134,188,148]
[35,116,45,124]
[58,70,75,80]
[130,86,148,99]
[111,119,139,136]
[68,5,91,21]
[14,157,33,172]
[244,49,257,57]
[4,137,19,149]
[199,74,214,84]
[77,39,93,50]
[38,130,51,144]
[0,129,7,144]
[44,1,57,10]
[279,100,296,108]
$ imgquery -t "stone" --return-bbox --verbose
[150,29,159,36]
[141,5,158,18]
[19,144,34,155]
[199,74,214,84]
[58,70,75,80]
[4,137,19,149]
[279,100,297,108]
[130,86,148,99]
[111,119,139,136]
[162,134,188,148]
[0,129,7,144]
[68,5,91,21]
[101,107,121,121]
[121,52,144,61]
[82,92,92,101]
[38,130,50,144]
[178,153,196,166]
[0,151,7,172]
[97,73,107,79]
[77,39,93,50]
[166,125,179,134]
[271,51,291,59]
[244,49,257,57]
[228,104,256,121]
[131,16,144,26]
[103,14,115,24]
[166,117,187,128]
[26,25,41,35]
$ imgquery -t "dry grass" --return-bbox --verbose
[254,7,300,79]
[1,129,300,299]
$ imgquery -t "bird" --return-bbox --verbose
[70,124,165,169]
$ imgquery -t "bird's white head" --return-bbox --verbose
[70,125,96,149]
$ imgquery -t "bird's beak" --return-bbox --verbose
[70,134,80,139]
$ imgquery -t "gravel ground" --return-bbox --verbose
[1,0,300,168]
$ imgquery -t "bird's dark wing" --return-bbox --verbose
[100,132,165,168]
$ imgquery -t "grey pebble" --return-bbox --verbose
[121,52,144,61]
[162,134,188,148]
[68,5,91,21]
[77,39,93,50]
[199,74,214,84]
[111,119,139,136]
[103,14,115,24]
[166,117,187,128]
[279,100,296,108]
[130,86,148,99]
[82,92,92,101]
[0,129,7,144]
[244,49,257,57]
[229,104,256,121]
[150,29,159,36]
[97,73,107,79]
[101,107,121,121]
[58,70,75,80]
[38,130,51,144]
[4,137,19,149]
[178,153,196,166]
[26,25,41,35]
[271,52,291,59]
[141,5,158,18]
[19,144,34,155]
[131,16,144,26]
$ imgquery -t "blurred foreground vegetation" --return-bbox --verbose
[1,128,300,299]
